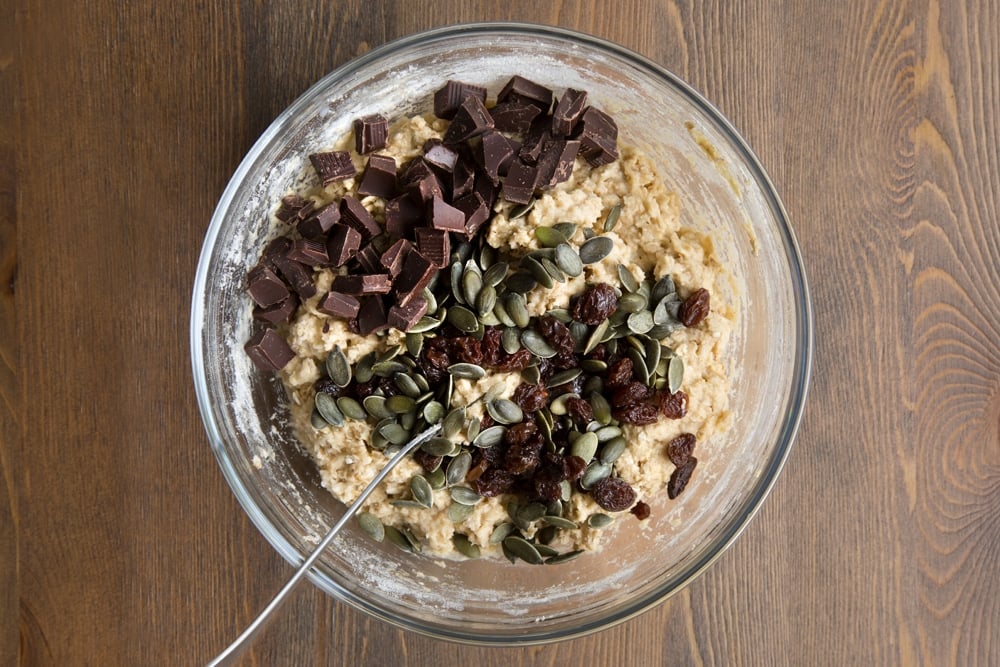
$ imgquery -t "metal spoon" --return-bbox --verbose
[207,423,441,666]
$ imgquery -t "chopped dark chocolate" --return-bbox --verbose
[452,192,490,238]
[549,139,580,187]
[246,266,289,308]
[576,107,619,166]
[353,114,388,154]
[534,139,581,190]
[474,131,515,184]
[380,238,413,277]
[427,195,466,233]
[551,88,588,136]
[331,274,392,295]
[356,154,398,199]
[318,291,361,319]
[489,102,542,133]
[400,158,444,202]
[451,158,476,201]
[473,171,498,208]
[326,223,362,267]
[339,195,381,241]
[442,96,494,145]
[273,255,317,300]
[297,204,341,239]
[245,328,296,372]
[309,151,356,184]
[356,296,389,335]
[497,75,553,111]
[502,159,538,204]
[422,140,459,173]
[385,194,424,238]
[253,293,299,325]
[388,296,429,332]
[355,244,383,274]
[394,251,435,305]
[294,200,316,221]
[433,80,488,120]
[519,120,551,164]
[275,194,308,222]
[414,228,450,268]
[285,237,329,267]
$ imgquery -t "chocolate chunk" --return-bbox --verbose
[497,75,553,111]
[423,140,459,173]
[294,200,316,221]
[356,154,398,199]
[253,293,299,325]
[433,80,488,120]
[385,194,424,238]
[551,89,587,136]
[442,96,494,145]
[273,255,317,300]
[451,158,476,201]
[355,244,382,274]
[285,237,329,267]
[331,274,392,295]
[326,223,362,267]
[246,266,289,308]
[339,195,381,241]
[297,204,341,239]
[519,120,551,164]
[356,296,389,335]
[474,131,515,184]
[353,114,388,154]
[535,139,581,190]
[489,102,542,133]
[473,171,498,209]
[414,228,450,268]
[388,296,429,332]
[427,195,466,233]
[576,107,619,166]
[394,251,436,305]
[380,238,413,277]
[400,158,444,202]
[502,159,538,204]
[275,194,308,222]
[318,291,360,319]
[244,328,296,372]
[549,139,580,187]
[309,151,356,184]
[452,192,490,238]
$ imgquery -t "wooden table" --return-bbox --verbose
[4,1,998,665]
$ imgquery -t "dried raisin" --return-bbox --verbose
[413,450,443,473]
[538,315,576,355]
[605,357,633,388]
[450,336,484,364]
[679,288,710,327]
[313,377,342,396]
[591,476,636,512]
[474,468,515,496]
[665,433,696,466]
[512,383,549,412]
[613,403,659,425]
[612,381,652,407]
[659,390,688,419]
[572,283,618,325]
[566,396,594,425]
[667,457,697,499]
[630,501,651,520]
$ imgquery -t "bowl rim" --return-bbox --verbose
[191,20,813,645]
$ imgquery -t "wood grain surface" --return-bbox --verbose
[4,1,998,665]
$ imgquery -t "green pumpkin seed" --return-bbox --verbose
[545,498,564,517]
[492,299,516,328]
[383,525,414,552]
[475,284,497,316]
[450,262,466,305]
[400,527,422,552]
[547,368,582,388]
[482,261,509,287]
[503,536,543,565]
[421,437,457,457]
[310,408,329,430]
[628,310,654,335]
[426,467,447,489]
[452,533,481,558]
[465,417,480,442]
[587,513,615,528]
[521,329,557,358]
[391,372,420,398]
[450,486,482,506]
[378,421,410,445]
[540,257,566,284]
[522,255,554,289]
[358,512,385,542]
[408,315,441,334]
[570,431,599,461]
[618,292,648,314]
[583,376,604,396]
[422,400,445,424]
[448,362,485,380]
[315,392,345,427]
[421,286,438,314]
[400,410,417,432]
[644,339,662,378]
[580,359,608,373]
[584,320,609,354]
[390,497,429,510]
[545,549,584,565]
[521,364,541,386]
[370,430,389,450]
[504,293,531,328]
[553,243,583,277]
[553,222,578,240]
[505,272,538,294]
[479,244,496,269]
[668,355,684,393]
[472,424,506,448]
[651,275,676,302]
[649,321,682,340]
[549,393,578,416]
[543,515,578,530]
[334,397,366,421]
[385,395,414,415]
[446,451,472,486]
[518,502,547,524]
[509,199,535,219]
[579,236,614,264]
[376,345,404,363]
[617,264,639,293]
[372,360,407,377]
[535,542,559,557]
[324,346,351,387]
[603,203,622,232]
[462,267,483,307]
[600,436,628,464]
[595,425,622,442]
[354,352,376,383]
[446,305,478,333]
[448,502,475,522]
[487,399,523,425]
[588,392,612,424]
[560,479,572,502]
[546,308,573,323]
[405,332,424,357]
[410,475,433,508]
[535,226,568,248]
[442,407,465,438]
[627,347,650,384]
[489,522,516,544]
[501,326,521,354]
[580,461,612,489]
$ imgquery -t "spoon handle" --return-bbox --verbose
[207,423,442,666]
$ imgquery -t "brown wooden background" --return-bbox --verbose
[3,1,999,665]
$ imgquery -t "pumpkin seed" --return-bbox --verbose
[376,345,404,363]
[501,326,521,354]
[450,486,482,506]
[546,550,584,565]
[509,199,535,219]
[405,332,423,357]
[482,261,509,287]
[603,203,622,232]
[370,430,389,450]
[310,408,328,430]
[442,408,465,438]
[535,226,567,248]
[644,339,662,379]
[465,417,480,442]
[385,395,414,415]
[518,502,547,524]
[649,321,682,340]
[522,255,554,289]
[473,425,506,448]
[448,362,485,380]
[618,292,647,314]
[487,399,523,425]
[452,533,481,558]
[371,360,407,377]
[553,221,578,240]
[400,527,422,552]
[462,264,483,305]
[651,275,676,302]
[600,436,628,464]
[504,293,531,328]
[628,310,654,335]
[378,421,410,445]
[446,451,472,486]
[595,425,622,442]
[384,525,414,553]
[580,359,608,373]
[616,263,638,292]
[422,400,445,424]
[503,536,543,565]
[583,320,609,354]
[450,262,466,305]
[560,479,572,501]
[553,243,583,277]
[579,236,614,264]
[519,364,540,386]
[543,515,578,530]
[426,467,447,489]
[547,368,582,387]
[535,542,560,557]
[582,227,596,240]
[489,522,516,544]
[421,437,457,457]
[336,397,367,421]
[390,374,419,399]
[549,393,578,416]
[580,461,612,489]
[589,392,612,424]
[401,410,417,431]
[546,308,572,323]
[473,284,496,317]
[354,352,376,383]
[446,305,478,333]
[389,495,428,508]
[570,432,599,461]
[521,329,557,358]
[505,272,538,294]
[479,243,496,269]
[410,475,433,508]
[324,346,351,387]
[315,392,345,427]
[587,513,615,528]
[668,355,684,393]
[540,257,566,283]
[627,347,650,384]
[583,375,604,396]
[358,512,384,542]
[448,502,474,522]
[407,315,441,334]
[545,498,564,517]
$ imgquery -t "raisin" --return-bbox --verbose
[612,381,652,407]
[481,326,504,366]
[605,357,633,388]
[532,478,563,502]
[665,433,696,466]
[504,421,540,447]
[630,501,651,520]
[572,283,618,325]
[450,336,484,364]
[566,396,594,425]
[587,343,608,361]
[494,348,533,371]
[551,350,580,370]
[563,454,587,481]
[353,381,377,398]
[512,383,549,412]
[538,315,575,355]
[504,438,543,475]
[613,403,659,425]
[474,468,516,497]
[480,413,496,430]
[591,476,637,512]
[413,450,443,473]
[679,288,710,327]
[667,457,697,499]
[548,374,584,398]
[313,377,342,396]
[659,390,688,419]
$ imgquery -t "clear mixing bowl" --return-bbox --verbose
[191,22,811,644]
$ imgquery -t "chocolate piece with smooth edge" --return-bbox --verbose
[414,228,450,268]
[394,251,435,305]
[253,293,299,325]
[380,238,414,277]
[357,154,398,199]
[339,195,381,241]
[519,120,551,164]
[576,107,619,166]
[442,96,494,144]
[433,80,487,120]
[331,274,392,295]
[297,204,340,239]
[273,255,317,300]
[423,140,459,173]
[326,223,362,267]
[502,159,538,204]
[355,244,382,274]
[453,192,490,238]
[489,102,542,133]
[353,114,388,154]
[552,89,588,136]
[309,151,356,184]
[318,291,360,319]
[427,195,466,233]
[245,328,296,371]
[497,75,553,111]
[388,296,429,332]
[247,266,289,308]
[385,194,424,238]
[548,139,580,187]
[451,158,475,201]
[534,139,581,190]
[285,237,329,267]
[356,296,390,335]
[401,158,444,202]
[473,171,498,209]
[275,194,308,222]
[474,131,515,184]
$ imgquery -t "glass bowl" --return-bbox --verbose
[191,22,811,645]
